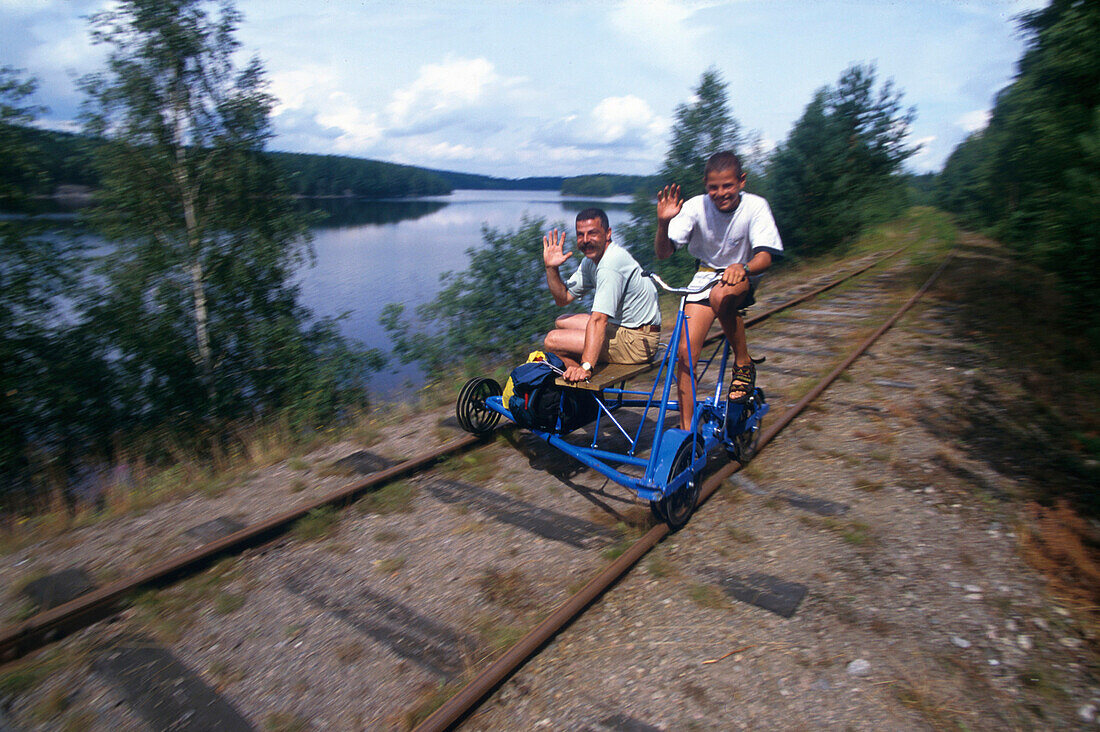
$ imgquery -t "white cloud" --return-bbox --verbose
[314,92,383,152]
[957,109,991,133]
[385,57,521,136]
[608,0,718,71]
[538,95,667,155]
[269,65,338,116]
[590,95,666,146]
[404,140,479,162]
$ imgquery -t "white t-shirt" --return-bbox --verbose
[668,192,783,268]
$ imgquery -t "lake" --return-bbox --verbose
[296,190,634,396]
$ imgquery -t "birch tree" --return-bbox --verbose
[80,0,368,431]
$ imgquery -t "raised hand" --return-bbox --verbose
[656,184,683,222]
[542,229,572,268]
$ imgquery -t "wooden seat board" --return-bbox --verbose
[555,362,655,391]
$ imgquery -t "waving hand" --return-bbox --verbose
[542,229,572,268]
[656,184,683,223]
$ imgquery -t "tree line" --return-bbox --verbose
[0,124,650,202]
[1,1,383,510]
[935,0,1099,347]
[383,61,922,370]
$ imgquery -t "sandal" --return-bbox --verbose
[727,361,756,403]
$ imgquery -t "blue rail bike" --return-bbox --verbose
[455,270,769,530]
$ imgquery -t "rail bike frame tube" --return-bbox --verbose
[642,292,694,485]
[482,396,665,500]
[480,284,719,503]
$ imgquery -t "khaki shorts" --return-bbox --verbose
[601,323,660,364]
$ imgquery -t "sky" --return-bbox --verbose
[0,0,1047,179]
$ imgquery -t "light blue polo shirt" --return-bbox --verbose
[565,242,660,328]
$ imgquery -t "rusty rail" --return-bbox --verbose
[0,246,907,664]
[414,251,953,731]
[0,434,485,662]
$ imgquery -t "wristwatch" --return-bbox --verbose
[581,361,593,372]
[742,263,753,277]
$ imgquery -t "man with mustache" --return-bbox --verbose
[542,208,661,383]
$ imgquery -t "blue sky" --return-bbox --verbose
[1,0,1045,178]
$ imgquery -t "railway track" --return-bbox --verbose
[2,244,964,730]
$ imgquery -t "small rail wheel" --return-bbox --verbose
[729,418,761,464]
[456,377,502,436]
[651,436,703,531]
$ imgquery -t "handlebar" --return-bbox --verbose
[642,269,725,296]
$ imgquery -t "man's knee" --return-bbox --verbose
[711,286,748,312]
[555,313,587,329]
[543,330,562,351]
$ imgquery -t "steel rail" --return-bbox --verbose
[0,434,485,662]
[414,251,953,732]
[0,245,907,664]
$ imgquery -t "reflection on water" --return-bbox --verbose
[305,198,448,228]
[298,190,634,397]
[15,190,639,400]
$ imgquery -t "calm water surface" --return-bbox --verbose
[297,190,633,395]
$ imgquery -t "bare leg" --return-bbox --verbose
[676,303,717,430]
[711,281,753,399]
[543,314,590,366]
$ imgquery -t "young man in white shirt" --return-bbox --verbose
[654,152,784,430]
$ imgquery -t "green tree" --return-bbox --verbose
[78,0,374,437]
[659,67,744,198]
[765,63,916,255]
[935,130,995,224]
[620,68,746,284]
[935,0,1099,340]
[0,69,89,502]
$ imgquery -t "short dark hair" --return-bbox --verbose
[575,207,610,230]
[704,151,744,179]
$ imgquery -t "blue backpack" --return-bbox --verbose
[503,351,598,434]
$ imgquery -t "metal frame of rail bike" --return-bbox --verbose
[455,270,768,529]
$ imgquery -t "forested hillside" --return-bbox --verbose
[935,0,1098,344]
[0,125,575,202]
[560,174,656,196]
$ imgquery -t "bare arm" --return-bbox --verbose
[562,311,609,382]
[543,229,575,306]
[719,251,774,287]
[654,184,683,261]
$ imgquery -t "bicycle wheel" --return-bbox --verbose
[650,435,704,531]
[456,377,502,436]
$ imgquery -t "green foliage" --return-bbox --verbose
[381,216,578,370]
[764,63,916,256]
[0,68,47,207]
[935,0,1100,345]
[76,0,379,437]
[619,68,746,286]
[0,69,95,502]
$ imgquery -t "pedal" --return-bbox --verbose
[723,398,748,439]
